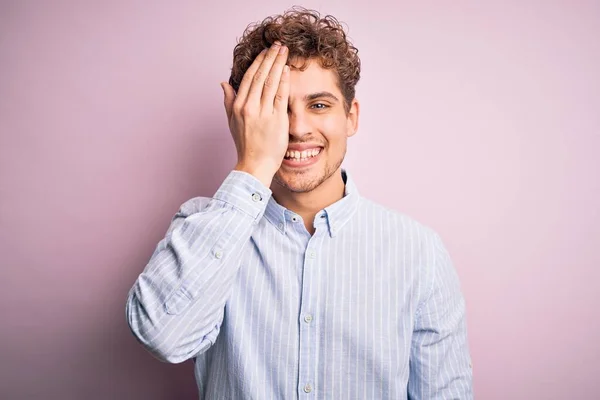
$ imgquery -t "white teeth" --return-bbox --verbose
[285,148,321,160]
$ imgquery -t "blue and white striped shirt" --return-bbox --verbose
[126,169,473,399]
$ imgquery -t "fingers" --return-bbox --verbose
[246,42,286,107]
[230,42,289,114]
[234,49,267,106]
[260,45,289,111]
[221,82,235,121]
[273,65,290,114]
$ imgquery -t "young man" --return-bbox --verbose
[127,8,473,399]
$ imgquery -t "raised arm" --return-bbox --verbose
[126,41,291,363]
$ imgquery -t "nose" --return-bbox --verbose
[288,110,311,139]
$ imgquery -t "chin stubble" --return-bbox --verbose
[274,150,345,193]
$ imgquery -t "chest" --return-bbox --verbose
[228,222,420,341]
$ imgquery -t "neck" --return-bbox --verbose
[271,167,346,231]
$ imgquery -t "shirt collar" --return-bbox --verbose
[263,168,361,238]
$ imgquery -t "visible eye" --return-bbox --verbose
[310,103,329,110]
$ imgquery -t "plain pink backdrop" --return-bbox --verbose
[1,1,598,399]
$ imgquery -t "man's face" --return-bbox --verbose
[273,58,359,193]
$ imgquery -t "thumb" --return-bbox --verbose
[221,82,235,121]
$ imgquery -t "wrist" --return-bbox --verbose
[234,162,276,188]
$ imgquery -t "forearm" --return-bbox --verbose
[126,171,271,363]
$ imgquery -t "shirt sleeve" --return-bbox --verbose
[125,170,271,363]
[408,232,474,399]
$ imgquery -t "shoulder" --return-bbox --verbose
[357,197,457,303]
[356,197,442,245]
[355,197,450,278]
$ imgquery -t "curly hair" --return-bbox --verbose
[228,7,361,113]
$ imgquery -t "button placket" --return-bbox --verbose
[298,236,319,398]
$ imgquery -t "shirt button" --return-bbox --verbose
[303,383,312,393]
[307,251,316,259]
[291,216,299,222]
[304,314,313,323]
[214,251,223,259]
[278,223,284,230]
[251,193,262,202]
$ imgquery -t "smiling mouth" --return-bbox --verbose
[284,147,323,161]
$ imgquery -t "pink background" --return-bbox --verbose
[1,1,599,399]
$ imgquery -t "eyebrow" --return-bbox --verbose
[303,91,340,103]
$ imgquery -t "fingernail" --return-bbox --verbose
[274,40,282,46]
[279,45,287,54]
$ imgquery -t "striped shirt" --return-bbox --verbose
[126,169,473,399]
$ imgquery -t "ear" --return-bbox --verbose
[346,98,360,138]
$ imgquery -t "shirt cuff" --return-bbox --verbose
[213,170,272,221]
